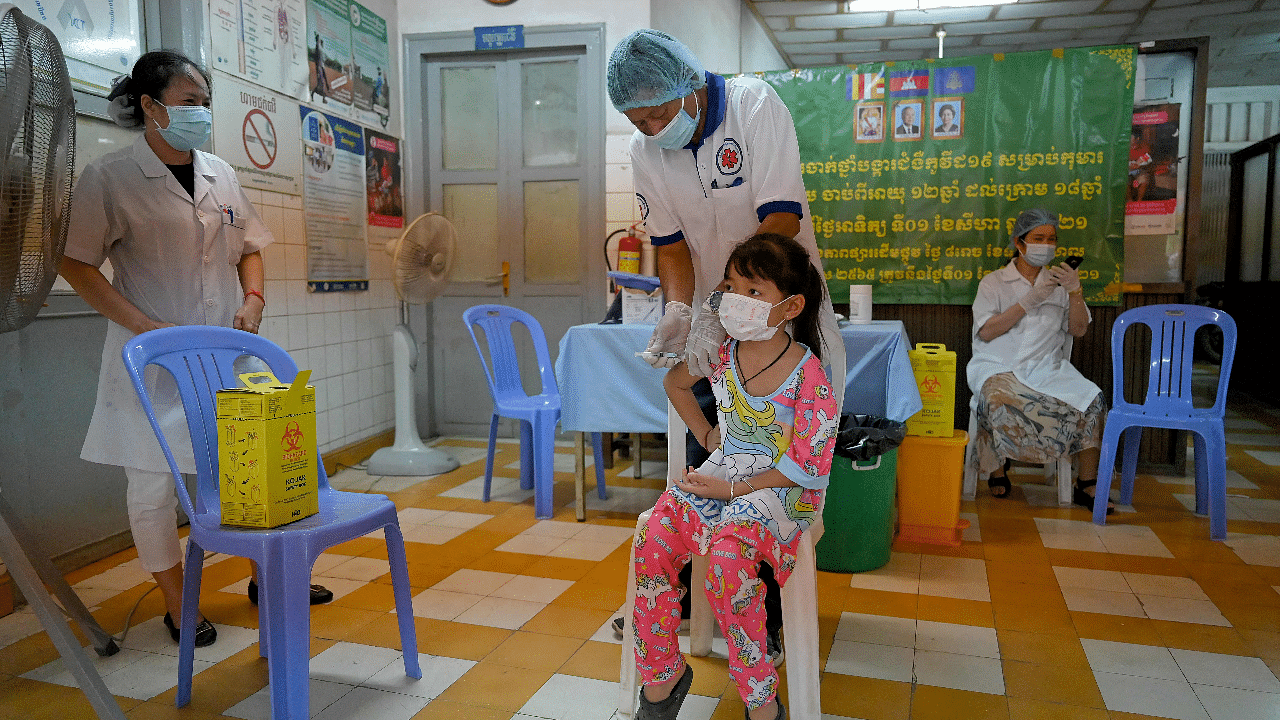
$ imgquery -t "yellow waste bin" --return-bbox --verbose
[895,430,969,547]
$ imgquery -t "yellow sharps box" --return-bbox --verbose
[216,370,319,528]
[906,343,956,437]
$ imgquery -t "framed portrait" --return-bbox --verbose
[855,102,885,143]
[931,97,964,139]
[893,100,923,141]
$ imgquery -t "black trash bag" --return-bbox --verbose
[835,414,907,462]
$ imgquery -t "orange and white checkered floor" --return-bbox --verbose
[2,401,1279,720]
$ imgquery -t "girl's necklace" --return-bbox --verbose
[741,334,792,386]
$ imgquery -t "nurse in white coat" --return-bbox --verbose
[59,51,328,647]
[607,30,843,720]
[966,209,1111,514]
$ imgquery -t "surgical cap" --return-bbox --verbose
[1010,208,1058,246]
[607,29,706,112]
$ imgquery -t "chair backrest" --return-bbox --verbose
[120,326,330,521]
[1110,304,1237,417]
[462,304,558,404]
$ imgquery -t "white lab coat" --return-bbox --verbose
[64,135,273,473]
[966,260,1100,413]
[630,73,844,389]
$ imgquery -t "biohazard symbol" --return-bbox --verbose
[920,373,941,395]
[281,421,304,452]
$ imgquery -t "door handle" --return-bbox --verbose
[482,261,510,296]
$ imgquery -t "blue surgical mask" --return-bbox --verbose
[154,102,212,152]
[651,92,701,150]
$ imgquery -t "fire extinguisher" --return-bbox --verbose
[618,232,641,274]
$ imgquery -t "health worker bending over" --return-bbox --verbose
[608,29,843,384]
[966,209,1112,514]
[60,50,331,649]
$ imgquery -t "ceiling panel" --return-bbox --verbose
[745,0,1280,87]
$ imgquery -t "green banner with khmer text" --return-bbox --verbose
[758,45,1135,305]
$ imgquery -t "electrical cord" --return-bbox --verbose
[49,549,220,646]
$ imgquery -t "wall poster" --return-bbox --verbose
[302,106,367,292]
[364,129,403,228]
[210,0,309,98]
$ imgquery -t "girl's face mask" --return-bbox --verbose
[711,290,795,342]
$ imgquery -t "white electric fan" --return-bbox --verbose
[365,213,461,476]
[0,5,128,718]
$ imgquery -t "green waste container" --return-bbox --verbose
[816,415,906,573]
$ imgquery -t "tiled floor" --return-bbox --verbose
[2,397,1280,720]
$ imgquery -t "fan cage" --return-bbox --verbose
[0,7,76,333]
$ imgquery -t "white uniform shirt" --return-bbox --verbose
[966,260,1100,412]
[630,73,844,383]
[64,135,273,473]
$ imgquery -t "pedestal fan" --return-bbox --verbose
[0,5,127,718]
[365,213,460,476]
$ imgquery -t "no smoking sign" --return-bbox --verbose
[243,109,278,170]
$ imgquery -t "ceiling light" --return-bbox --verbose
[847,0,1017,10]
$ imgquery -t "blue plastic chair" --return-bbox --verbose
[463,305,606,519]
[1093,304,1237,539]
[121,326,421,719]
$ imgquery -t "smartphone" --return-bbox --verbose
[1065,255,1085,270]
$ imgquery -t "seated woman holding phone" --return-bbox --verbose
[966,209,1112,513]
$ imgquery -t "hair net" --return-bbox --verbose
[1009,208,1058,248]
[607,29,706,112]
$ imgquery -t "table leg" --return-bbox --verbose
[633,433,642,479]
[575,432,586,522]
[602,433,614,469]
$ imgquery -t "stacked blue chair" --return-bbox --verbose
[1093,304,1237,539]
[121,326,420,719]
[463,305,606,520]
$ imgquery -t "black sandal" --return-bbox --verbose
[1073,479,1115,515]
[987,459,1012,498]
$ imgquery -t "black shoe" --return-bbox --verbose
[1073,479,1115,515]
[163,612,217,647]
[247,580,334,605]
[637,664,693,720]
[987,458,1013,498]
[612,615,625,639]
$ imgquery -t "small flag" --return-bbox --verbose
[847,71,885,100]
[933,66,976,94]
[889,70,930,98]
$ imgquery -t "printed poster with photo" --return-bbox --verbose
[302,106,367,291]
[306,0,353,108]
[364,129,403,228]
[210,0,308,98]
[349,1,391,129]
[1125,103,1181,236]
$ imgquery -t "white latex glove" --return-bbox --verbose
[1017,278,1057,313]
[685,297,727,378]
[1049,264,1081,293]
[644,301,692,369]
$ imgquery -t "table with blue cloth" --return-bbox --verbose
[554,321,923,519]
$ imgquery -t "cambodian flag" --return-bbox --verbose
[889,70,929,97]
[933,66,976,94]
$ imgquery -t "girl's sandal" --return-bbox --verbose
[637,664,693,720]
